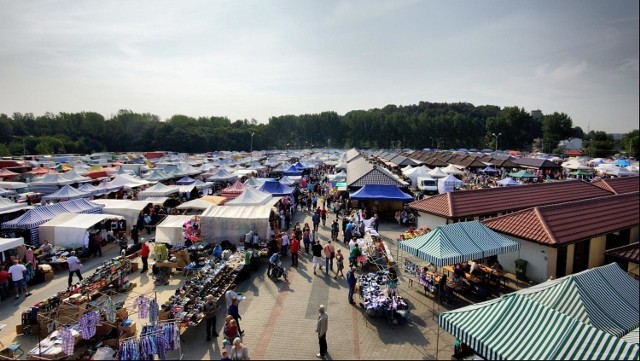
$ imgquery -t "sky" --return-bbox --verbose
[0,0,638,133]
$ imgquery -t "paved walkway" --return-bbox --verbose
[0,211,456,360]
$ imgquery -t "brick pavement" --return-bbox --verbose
[0,211,456,360]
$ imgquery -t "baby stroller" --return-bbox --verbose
[269,260,288,281]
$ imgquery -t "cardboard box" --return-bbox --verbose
[102,339,119,348]
[44,271,55,281]
[116,308,128,322]
[130,262,139,272]
[15,324,22,335]
[118,321,136,336]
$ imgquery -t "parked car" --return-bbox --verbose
[17,192,44,204]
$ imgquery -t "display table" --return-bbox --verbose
[159,251,246,329]
[27,328,80,360]
[357,271,409,326]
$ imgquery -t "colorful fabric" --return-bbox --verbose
[59,327,75,356]
[79,311,99,339]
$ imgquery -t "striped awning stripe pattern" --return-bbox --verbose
[439,294,640,360]
[398,221,520,267]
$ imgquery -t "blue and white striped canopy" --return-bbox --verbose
[398,221,520,266]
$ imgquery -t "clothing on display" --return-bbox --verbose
[59,326,75,356]
[78,311,100,339]
[103,297,117,323]
[133,295,151,319]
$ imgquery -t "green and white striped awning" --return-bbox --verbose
[521,263,639,338]
[439,294,640,360]
[398,221,520,266]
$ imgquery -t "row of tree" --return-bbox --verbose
[0,102,637,159]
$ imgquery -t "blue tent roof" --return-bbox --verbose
[258,180,295,196]
[283,165,302,176]
[294,161,308,170]
[349,184,414,202]
[176,176,196,185]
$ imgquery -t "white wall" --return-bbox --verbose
[416,212,448,230]
[498,235,550,284]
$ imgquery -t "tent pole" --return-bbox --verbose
[436,319,440,360]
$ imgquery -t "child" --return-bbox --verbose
[220,349,231,361]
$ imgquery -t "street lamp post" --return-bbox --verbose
[492,133,502,152]
[12,135,30,159]
[429,136,434,149]
[250,132,255,152]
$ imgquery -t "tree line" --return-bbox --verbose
[0,102,637,159]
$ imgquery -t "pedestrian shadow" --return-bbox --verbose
[180,325,220,360]
[356,305,430,347]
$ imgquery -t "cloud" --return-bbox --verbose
[535,60,588,82]
[619,57,639,72]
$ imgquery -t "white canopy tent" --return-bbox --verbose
[137,183,179,198]
[225,187,275,206]
[0,197,29,215]
[442,164,465,175]
[155,215,194,244]
[200,204,272,243]
[428,167,448,179]
[39,213,123,248]
[91,199,150,227]
[0,237,25,253]
[176,198,219,211]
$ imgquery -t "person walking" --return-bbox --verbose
[322,240,335,275]
[334,250,345,279]
[230,337,250,360]
[346,267,357,305]
[228,297,244,335]
[302,228,311,254]
[140,240,150,273]
[225,284,240,312]
[330,219,339,241]
[311,240,323,275]
[8,260,31,299]
[312,212,320,232]
[280,232,290,258]
[315,305,328,359]
[67,251,83,287]
[320,207,327,227]
[290,235,300,267]
[203,294,220,341]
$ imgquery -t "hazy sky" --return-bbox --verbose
[0,0,638,133]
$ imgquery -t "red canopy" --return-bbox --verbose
[0,168,19,179]
[220,180,248,200]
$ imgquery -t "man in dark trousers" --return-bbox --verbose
[203,294,219,341]
[316,305,328,359]
[140,240,150,273]
[346,267,357,305]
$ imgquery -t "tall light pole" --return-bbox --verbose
[429,136,434,149]
[12,135,31,159]
[492,133,502,152]
[250,132,255,152]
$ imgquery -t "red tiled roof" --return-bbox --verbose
[605,242,640,263]
[482,192,640,245]
[592,177,640,195]
[408,179,614,218]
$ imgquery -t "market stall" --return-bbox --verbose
[38,213,124,249]
[155,215,200,245]
[200,204,272,243]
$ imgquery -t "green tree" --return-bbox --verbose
[542,112,574,152]
[585,131,614,158]
[621,130,639,159]
[486,106,540,151]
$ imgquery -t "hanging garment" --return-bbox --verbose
[78,311,99,339]
[103,297,117,323]
[59,327,75,356]
[133,295,150,318]
[149,299,159,325]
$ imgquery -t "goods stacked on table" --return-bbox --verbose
[159,251,245,327]
[357,270,409,323]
